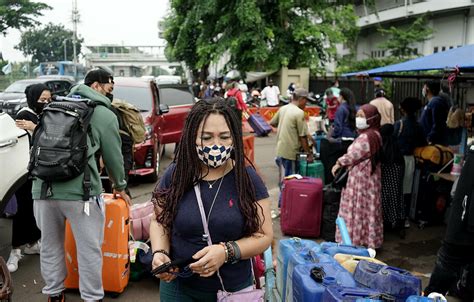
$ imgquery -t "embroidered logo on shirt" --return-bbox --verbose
[229,199,234,208]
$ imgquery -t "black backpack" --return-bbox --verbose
[28,96,98,200]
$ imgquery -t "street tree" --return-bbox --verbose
[337,15,433,74]
[16,23,84,63]
[162,0,359,78]
[378,15,433,59]
[0,0,51,35]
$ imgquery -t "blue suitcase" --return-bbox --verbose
[248,113,272,136]
[354,260,422,302]
[292,263,357,302]
[277,238,319,302]
[320,242,370,257]
[285,248,334,302]
[323,285,393,302]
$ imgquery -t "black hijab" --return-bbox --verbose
[380,124,404,165]
[25,83,50,114]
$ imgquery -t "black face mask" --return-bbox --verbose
[35,102,46,114]
[106,93,113,102]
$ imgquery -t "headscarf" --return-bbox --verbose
[25,83,50,114]
[359,103,382,159]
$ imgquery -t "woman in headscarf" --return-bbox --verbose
[331,104,383,249]
[6,83,51,273]
[379,124,405,237]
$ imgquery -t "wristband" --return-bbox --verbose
[152,249,170,259]
[230,241,241,263]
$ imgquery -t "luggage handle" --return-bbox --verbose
[382,266,411,276]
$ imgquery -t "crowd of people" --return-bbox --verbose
[4,70,472,301]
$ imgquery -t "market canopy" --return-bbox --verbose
[343,44,474,77]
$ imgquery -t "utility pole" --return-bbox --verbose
[71,0,79,63]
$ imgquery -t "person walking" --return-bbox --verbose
[370,88,394,125]
[331,104,383,249]
[331,88,357,140]
[150,98,272,301]
[32,69,131,302]
[7,84,50,273]
[261,79,280,107]
[419,80,450,145]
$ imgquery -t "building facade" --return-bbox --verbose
[351,0,474,61]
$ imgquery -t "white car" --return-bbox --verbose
[0,112,29,213]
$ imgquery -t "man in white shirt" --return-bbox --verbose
[261,79,280,107]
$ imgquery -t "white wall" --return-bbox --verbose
[355,9,474,61]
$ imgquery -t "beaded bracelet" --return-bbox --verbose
[225,242,235,263]
[152,249,170,259]
[219,242,229,263]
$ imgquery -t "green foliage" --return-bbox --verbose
[337,15,433,74]
[16,23,84,63]
[0,0,51,35]
[336,56,403,74]
[163,0,359,77]
[378,15,433,59]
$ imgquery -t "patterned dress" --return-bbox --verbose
[335,133,383,249]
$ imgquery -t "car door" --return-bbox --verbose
[151,82,167,145]
[157,85,193,145]
[0,113,29,211]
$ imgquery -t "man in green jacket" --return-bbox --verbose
[33,69,131,302]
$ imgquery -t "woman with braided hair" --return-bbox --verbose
[149,98,273,301]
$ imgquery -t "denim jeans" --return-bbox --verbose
[275,157,296,207]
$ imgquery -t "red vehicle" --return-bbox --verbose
[113,77,193,181]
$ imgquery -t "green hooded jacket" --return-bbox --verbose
[32,84,127,200]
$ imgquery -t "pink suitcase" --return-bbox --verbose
[280,177,323,237]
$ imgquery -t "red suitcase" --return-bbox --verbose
[280,177,323,237]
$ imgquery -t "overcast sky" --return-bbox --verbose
[0,0,170,62]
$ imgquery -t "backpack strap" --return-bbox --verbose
[83,164,91,201]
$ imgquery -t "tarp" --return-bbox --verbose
[343,44,474,77]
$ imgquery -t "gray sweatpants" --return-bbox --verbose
[34,197,105,301]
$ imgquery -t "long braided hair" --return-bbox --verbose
[153,98,263,237]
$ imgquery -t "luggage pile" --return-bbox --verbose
[270,237,426,302]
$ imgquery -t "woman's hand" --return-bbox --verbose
[189,244,226,277]
[152,252,177,282]
[331,162,341,177]
[15,119,36,131]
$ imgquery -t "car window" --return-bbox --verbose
[113,86,153,111]
[4,81,37,93]
[47,81,71,95]
[160,87,194,106]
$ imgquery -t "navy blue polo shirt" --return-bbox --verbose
[158,163,269,292]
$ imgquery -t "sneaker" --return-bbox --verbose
[24,240,41,255]
[48,292,65,302]
[6,248,23,273]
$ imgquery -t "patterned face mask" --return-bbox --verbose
[196,144,233,168]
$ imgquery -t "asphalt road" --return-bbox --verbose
[3,134,446,301]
